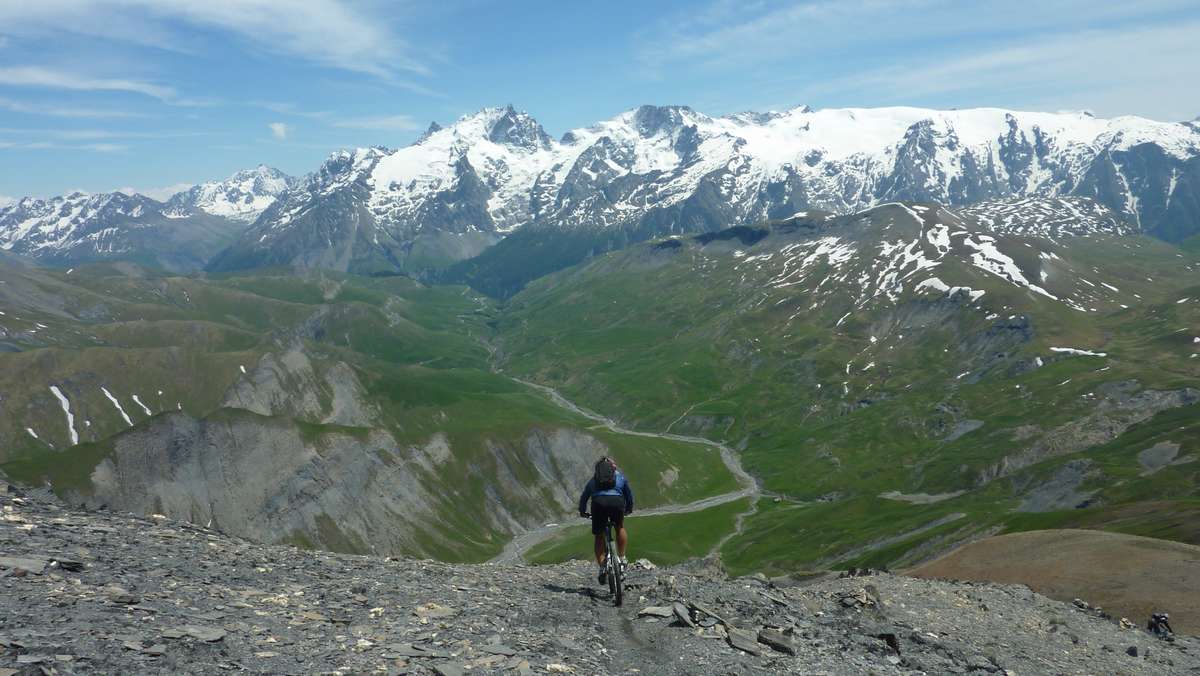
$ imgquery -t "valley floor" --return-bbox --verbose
[3,482,1197,674]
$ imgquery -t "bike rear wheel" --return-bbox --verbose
[606,526,623,606]
[613,561,624,606]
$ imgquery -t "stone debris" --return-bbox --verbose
[0,555,46,575]
[414,602,457,619]
[0,488,1197,674]
[638,606,673,618]
[757,628,798,655]
[182,626,227,642]
[672,602,696,628]
[727,627,763,655]
[837,585,880,608]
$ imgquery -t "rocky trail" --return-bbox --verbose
[3,481,1198,675]
[491,379,759,565]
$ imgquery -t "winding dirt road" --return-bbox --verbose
[490,378,759,564]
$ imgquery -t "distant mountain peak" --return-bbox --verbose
[416,121,443,144]
[163,165,297,223]
[482,106,551,150]
[629,104,699,137]
[37,103,1177,284]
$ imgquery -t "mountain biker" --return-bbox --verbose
[578,456,634,585]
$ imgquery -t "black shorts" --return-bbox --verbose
[590,494,626,535]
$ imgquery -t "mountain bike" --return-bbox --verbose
[582,512,624,606]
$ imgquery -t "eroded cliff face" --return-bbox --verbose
[79,410,616,561]
[220,347,380,427]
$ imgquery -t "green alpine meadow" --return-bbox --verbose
[3,195,1197,575]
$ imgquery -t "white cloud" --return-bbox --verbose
[0,140,128,152]
[256,101,330,119]
[268,122,289,140]
[0,96,145,118]
[0,195,15,207]
[116,182,194,201]
[637,0,1200,121]
[332,115,421,132]
[0,1,429,80]
[79,142,125,152]
[801,20,1200,121]
[0,66,176,101]
[0,126,214,141]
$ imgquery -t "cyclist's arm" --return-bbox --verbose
[622,478,634,513]
[578,479,594,515]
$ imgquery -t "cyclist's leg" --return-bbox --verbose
[616,525,628,559]
[590,505,606,566]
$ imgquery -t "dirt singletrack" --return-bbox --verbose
[489,378,759,564]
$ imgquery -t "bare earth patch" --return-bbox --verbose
[906,529,1200,635]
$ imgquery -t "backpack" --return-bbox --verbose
[594,458,617,491]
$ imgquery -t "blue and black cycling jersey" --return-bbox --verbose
[579,469,634,514]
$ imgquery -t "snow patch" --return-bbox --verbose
[49,385,79,445]
[131,394,152,416]
[101,387,133,426]
[1050,347,1107,357]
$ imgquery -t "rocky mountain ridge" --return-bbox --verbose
[0,166,295,271]
[206,104,1200,292]
[1,483,1195,674]
[162,165,297,223]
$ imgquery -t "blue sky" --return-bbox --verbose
[1,0,1198,200]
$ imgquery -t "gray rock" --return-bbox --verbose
[0,555,46,574]
[182,625,226,642]
[757,628,798,655]
[727,628,762,656]
[481,644,517,656]
[109,589,140,604]
[638,606,673,618]
[1,489,1198,675]
[673,602,696,628]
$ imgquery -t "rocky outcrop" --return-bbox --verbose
[980,385,1200,485]
[1,490,1195,674]
[220,348,379,426]
[69,410,620,561]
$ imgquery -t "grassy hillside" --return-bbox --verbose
[0,263,733,562]
[496,207,1200,574]
[527,498,752,566]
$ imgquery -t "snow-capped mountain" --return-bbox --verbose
[1,191,161,255]
[722,198,1140,317]
[0,166,295,271]
[164,165,297,223]
[207,104,1200,286]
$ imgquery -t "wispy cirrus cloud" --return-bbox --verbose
[0,96,146,118]
[0,1,431,82]
[636,0,1200,120]
[1,140,128,153]
[255,101,332,120]
[799,20,1200,120]
[0,127,217,140]
[0,66,176,101]
[116,182,194,200]
[268,122,289,140]
[332,114,421,132]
